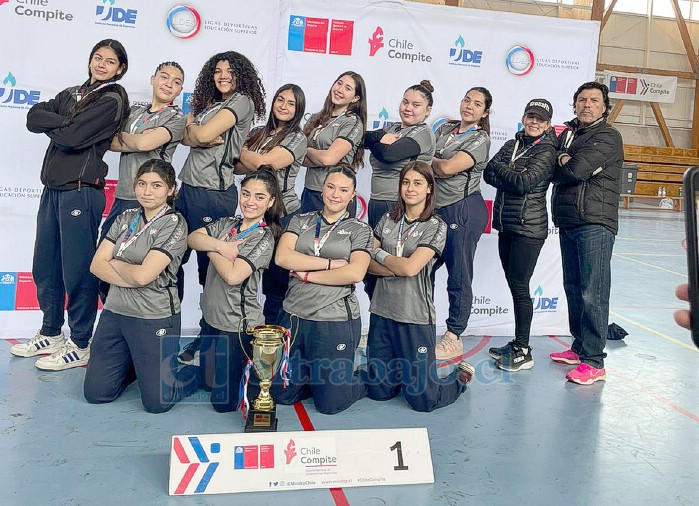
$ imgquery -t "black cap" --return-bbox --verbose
[523,99,553,121]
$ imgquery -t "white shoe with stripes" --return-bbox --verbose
[35,338,90,371]
[10,331,65,358]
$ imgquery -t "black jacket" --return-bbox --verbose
[483,130,557,240]
[551,117,623,234]
[26,84,126,190]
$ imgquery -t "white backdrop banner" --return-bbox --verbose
[0,0,599,338]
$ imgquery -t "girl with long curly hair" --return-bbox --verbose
[176,50,265,303]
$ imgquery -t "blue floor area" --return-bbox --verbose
[2,208,698,505]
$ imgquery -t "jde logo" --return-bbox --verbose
[181,92,193,115]
[95,0,137,27]
[0,72,41,108]
[531,286,558,312]
[372,107,396,130]
[449,36,482,67]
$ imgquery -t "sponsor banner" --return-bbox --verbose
[604,70,677,104]
[0,0,595,337]
[169,428,434,495]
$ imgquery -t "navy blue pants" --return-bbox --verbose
[434,193,489,335]
[560,225,614,369]
[269,312,366,415]
[262,211,297,326]
[366,314,464,412]
[198,319,253,413]
[365,198,395,299]
[84,310,198,413]
[176,183,238,297]
[33,186,105,347]
[300,188,357,217]
[98,198,139,302]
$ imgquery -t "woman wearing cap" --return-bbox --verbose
[273,166,372,415]
[483,98,557,371]
[366,161,474,412]
[85,159,197,413]
[431,87,492,360]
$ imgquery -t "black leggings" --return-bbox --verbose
[497,232,545,347]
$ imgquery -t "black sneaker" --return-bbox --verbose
[178,336,201,365]
[495,344,534,372]
[488,340,516,360]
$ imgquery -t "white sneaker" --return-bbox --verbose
[35,338,90,371]
[10,331,65,358]
[436,333,463,360]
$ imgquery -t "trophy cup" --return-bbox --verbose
[239,324,294,432]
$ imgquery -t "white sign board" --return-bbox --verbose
[604,70,677,103]
[169,428,434,495]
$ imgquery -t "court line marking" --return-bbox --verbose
[436,335,491,368]
[613,253,685,277]
[609,310,699,353]
[547,335,699,424]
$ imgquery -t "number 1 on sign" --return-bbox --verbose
[390,441,409,471]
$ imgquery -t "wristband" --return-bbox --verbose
[375,249,390,266]
[303,272,310,283]
[327,258,332,270]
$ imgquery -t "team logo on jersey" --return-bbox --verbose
[336,344,346,351]
[70,210,82,217]
[449,223,458,230]
[337,230,351,235]
[156,328,167,336]
[383,228,391,234]
[202,217,212,223]
[417,346,427,354]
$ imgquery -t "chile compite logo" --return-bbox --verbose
[284,439,297,464]
[0,72,41,107]
[167,5,201,39]
[506,45,535,76]
[368,26,384,56]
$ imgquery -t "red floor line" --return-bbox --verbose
[7,339,20,345]
[293,401,351,506]
[546,335,699,425]
[437,335,492,368]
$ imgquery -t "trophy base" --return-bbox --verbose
[244,409,278,432]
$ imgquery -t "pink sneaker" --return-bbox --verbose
[436,334,463,360]
[566,363,607,385]
[549,349,581,365]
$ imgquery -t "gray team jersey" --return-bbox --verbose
[370,213,447,325]
[104,208,187,319]
[282,211,372,321]
[116,104,185,200]
[201,216,274,332]
[370,123,436,201]
[179,93,254,190]
[433,121,491,208]
[303,112,364,191]
[248,127,307,215]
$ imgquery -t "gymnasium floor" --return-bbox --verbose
[2,206,697,506]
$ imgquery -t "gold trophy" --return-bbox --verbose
[239,323,294,432]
